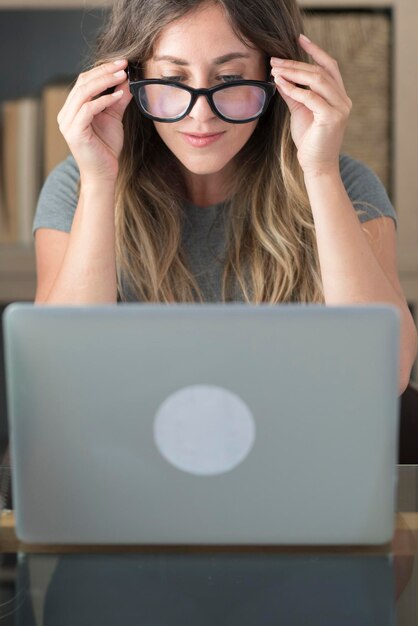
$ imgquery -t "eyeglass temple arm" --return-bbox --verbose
[127,63,142,82]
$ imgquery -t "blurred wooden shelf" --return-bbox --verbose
[0,244,36,303]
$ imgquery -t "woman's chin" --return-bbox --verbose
[177,154,233,177]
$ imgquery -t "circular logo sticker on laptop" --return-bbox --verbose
[153,384,256,476]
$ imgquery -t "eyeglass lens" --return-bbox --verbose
[139,84,267,120]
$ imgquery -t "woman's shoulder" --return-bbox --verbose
[33,155,80,235]
[48,154,80,184]
[339,153,381,187]
[338,153,397,226]
[38,154,80,198]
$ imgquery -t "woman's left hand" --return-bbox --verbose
[271,34,352,177]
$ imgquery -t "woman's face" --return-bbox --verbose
[144,2,266,181]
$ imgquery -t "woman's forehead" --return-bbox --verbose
[150,3,261,62]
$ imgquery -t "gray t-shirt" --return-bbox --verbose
[33,154,397,302]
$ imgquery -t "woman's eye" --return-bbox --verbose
[160,74,243,84]
[161,76,184,82]
[219,75,243,83]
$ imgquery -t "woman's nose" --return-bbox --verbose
[188,94,217,122]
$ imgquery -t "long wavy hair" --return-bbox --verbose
[94,0,324,303]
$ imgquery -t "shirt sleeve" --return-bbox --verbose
[339,154,397,228]
[32,155,80,236]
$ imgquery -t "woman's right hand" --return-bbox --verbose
[57,59,133,185]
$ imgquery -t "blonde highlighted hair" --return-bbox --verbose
[94,0,324,303]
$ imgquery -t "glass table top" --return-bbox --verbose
[0,466,416,625]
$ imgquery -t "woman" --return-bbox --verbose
[33,0,417,391]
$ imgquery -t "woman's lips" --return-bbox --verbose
[181,132,225,147]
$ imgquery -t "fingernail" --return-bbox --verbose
[274,75,287,85]
[271,57,285,65]
[112,90,124,97]
[299,33,311,43]
[113,59,126,66]
[113,69,126,78]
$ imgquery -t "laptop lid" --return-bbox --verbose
[3,303,400,545]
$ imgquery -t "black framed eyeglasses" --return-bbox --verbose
[128,65,276,124]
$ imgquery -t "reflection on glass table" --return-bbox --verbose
[0,552,397,626]
[0,466,416,625]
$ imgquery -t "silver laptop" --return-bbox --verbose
[3,303,400,545]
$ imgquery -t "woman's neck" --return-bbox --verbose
[182,164,234,208]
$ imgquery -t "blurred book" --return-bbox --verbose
[0,141,7,244]
[42,81,71,179]
[1,98,42,244]
[18,98,42,243]
[1,99,19,243]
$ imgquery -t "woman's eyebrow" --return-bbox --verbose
[153,52,250,65]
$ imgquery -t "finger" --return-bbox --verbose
[275,82,303,115]
[101,79,133,120]
[76,59,128,87]
[62,91,125,144]
[58,69,128,128]
[60,60,128,115]
[273,75,335,119]
[271,58,318,74]
[298,34,345,90]
[271,66,348,109]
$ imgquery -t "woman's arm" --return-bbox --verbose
[271,34,417,393]
[35,182,118,304]
[35,58,132,304]
[304,169,417,394]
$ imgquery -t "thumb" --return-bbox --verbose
[108,80,133,119]
[275,83,300,115]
